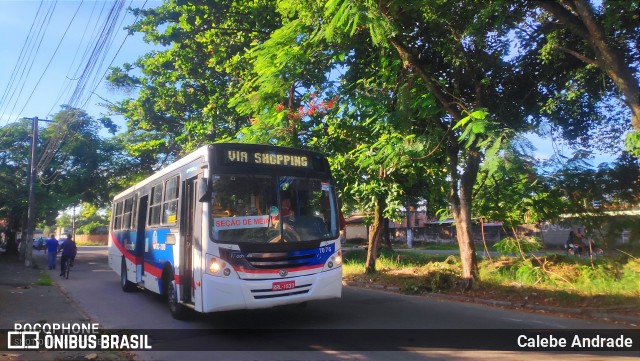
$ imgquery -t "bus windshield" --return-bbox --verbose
[210,175,338,244]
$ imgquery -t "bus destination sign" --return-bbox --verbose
[224,149,310,168]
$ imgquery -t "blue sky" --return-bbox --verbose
[0,0,161,132]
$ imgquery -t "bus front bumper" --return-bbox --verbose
[200,267,342,313]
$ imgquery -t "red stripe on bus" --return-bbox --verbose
[143,262,162,278]
[111,234,180,284]
[111,233,136,263]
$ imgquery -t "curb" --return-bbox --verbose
[343,281,640,326]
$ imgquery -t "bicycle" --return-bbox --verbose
[62,257,71,279]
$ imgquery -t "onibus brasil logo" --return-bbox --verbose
[7,323,151,350]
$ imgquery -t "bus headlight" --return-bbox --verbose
[333,250,343,266]
[207,256,227,276]
[324,250,343,271]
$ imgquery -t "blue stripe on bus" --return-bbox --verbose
[220,243,334,272]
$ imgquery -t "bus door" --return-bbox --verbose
[181,176,198,304]
[135,195,148,283]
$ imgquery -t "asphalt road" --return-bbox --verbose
[48,247,636,361]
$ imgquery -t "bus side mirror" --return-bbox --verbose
[198,178,210,202]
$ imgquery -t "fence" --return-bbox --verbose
[75,234,108,245]
[389,223,508,245]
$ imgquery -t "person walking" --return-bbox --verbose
[59,234,77,277]
[45,234,59,270]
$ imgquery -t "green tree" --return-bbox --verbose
[230,0,449,273]
[473,137,564,237]
[112,1,436,276]
[530,0,640,155]
[312,0,540,287]
[0,119,32,254]
[111,0,639,288]
[107,0,282,161]
[57,203,109,235]
[0,106,120,263]
[604,152,640,206]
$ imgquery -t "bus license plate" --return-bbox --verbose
[272,280,295,291]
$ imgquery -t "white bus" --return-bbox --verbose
[108,144,342,319]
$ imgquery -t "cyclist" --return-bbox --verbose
[59,234,77,277]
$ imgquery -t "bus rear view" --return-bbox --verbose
[108,144,342,319]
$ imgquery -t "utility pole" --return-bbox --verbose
[72,204,76,241]
[22,116,53,268]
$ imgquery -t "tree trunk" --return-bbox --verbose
[365,195,385,273]
[447,140,481,290]
[382,217,392,250]
[406,203,413,249]
[19,229,27,261]
[4,230,18,255]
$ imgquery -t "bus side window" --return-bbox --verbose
[162,176,179,224]
[123,198,133,230]
[114,201,123,230]
[149,183,163,226]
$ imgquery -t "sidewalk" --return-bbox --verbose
[0,250,132,361]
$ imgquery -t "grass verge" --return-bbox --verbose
[35,273,53,286]
[342,249,640,314]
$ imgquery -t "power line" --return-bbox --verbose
[0,0,45,120]
[84,0,149,109]
[68,0,127,108]
[46,0,107,116]
[28,1,130,173]
[47,0,99,115]
[0,0,57,145]
[2,0,148,155]
[14,1,85,123]
[1,1,58,125]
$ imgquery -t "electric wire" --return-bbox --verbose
[0,1,56,145]
[47,0,107,116]
[13,1,84,124]
[83,0,149,109]
[69,0,126,109]
[39,1,128,173]
[2,1,58,125]
[2,1,143,175]
[0,0,45,123]
[47,0,99,116]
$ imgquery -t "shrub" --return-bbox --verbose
[494,236,542,256]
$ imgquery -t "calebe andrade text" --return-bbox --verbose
[518,334,633,349]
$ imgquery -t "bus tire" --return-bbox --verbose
[167,270,187,320]
[121,258,136,292]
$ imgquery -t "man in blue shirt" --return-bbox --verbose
[60,234,77,277]
[45,234,59,270]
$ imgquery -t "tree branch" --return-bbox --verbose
[533,0,590,40]
[553,45,597,65]
[388,37,463,122]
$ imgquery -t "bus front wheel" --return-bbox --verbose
[167,270,187,320]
